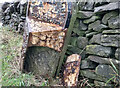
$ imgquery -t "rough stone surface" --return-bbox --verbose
[88,20,108,32]
[95,65,118,83]
[83,16,100,24]
[101,35,120,47]
[102,11,118,24]
[115,48,120,59]
[24,46,59,77]
[108,16,120,29]
[89,34,101,44]
[80,59,97,69]
[94,2,119,12]
[86,45,112,57]
[77,11,94,19]
[88,55,120,66]
[77,37,88,49]
[86,32,98,38]
[80,70,108,82]
[102,29,120,34]
[79,20,87,31]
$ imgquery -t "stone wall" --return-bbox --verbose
[1,1,120,86]
[66,2,120,86]
[1,1,27,32]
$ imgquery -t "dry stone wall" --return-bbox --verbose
[1,1,120,86]
[66,2,120,86]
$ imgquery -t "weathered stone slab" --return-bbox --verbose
[95,65,118,83]
[77,37,88,49]
[94,2,119,12]
[86,45,112,57]
[102,29,120,34]
[108,16,120,29]
[80,59,97,69]
[83,16,100,24]
[77,11,94,19]
[88,55,120,66]
[101,35,120,47]
[86,32,98,38]
[102,11,118,24]
[88,20,108,32]
[80,70,108,82]
[89,34,101,44]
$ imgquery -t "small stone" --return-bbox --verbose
[80,70,108,82]
[102,29,120,34]
[77,37,88,49]
[101,35,120,47]
[88,55,120,66]
[89,34,101,44]
[86,45,112,57]
[115,48,120,59]
[108,16,120,29]
[83,16,100,24]
[94,2,119,12]
[102,11,118,24]
[80,59,97,69]
[88,20,108,32]
[77,11,94,19]
[83,2,94,11]
[86,32,98,38]
[79,21,87,31]
[5,16,10,20]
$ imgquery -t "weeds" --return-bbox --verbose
[0,26,46,86]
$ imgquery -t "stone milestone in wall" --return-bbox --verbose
[21,0,75,78]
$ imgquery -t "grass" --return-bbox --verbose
[0,26,46,86]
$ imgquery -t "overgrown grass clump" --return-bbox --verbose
[0,26,44,86]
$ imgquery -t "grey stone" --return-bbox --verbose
[5,16,10,20]
[86,45,112,57]
[89,34,101,44]
[94,2,119,12]
[69,37,77,46]
[94,81,113,86]
[101,35,120,47]
[88,55,120,66]
[79,20,87,31]
[83,16,100,24]
[80,70,108,82]
[102,11,118,24]
[108,16,120,29]
[102,29,120,34]
[88,20,108,32]
[24,46,59,77]
[86,32,98,38]
[67,45,86,59]
[95,65,117,82]
[115,48,120,59]
[80,59,97,69]
[83,2,94,11]
[67,45,82,54]
[77,11,94,19]
[77,37,88,49]
[73,28,85,36]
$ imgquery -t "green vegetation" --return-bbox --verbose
[0,26,46,86]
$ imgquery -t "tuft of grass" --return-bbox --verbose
[0,26,46,86]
